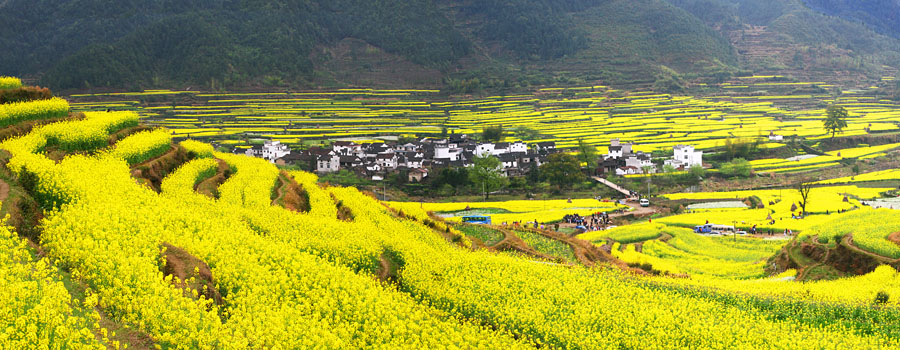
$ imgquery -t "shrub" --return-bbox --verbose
[0,86,53,104]
[719,158,752,178]
[874,291,889,304]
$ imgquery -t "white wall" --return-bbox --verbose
[435,146,460,161]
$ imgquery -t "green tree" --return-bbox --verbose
[469,154,507,200]
[576,138,598,168]
[719,158,752,178]
[482,125,504,142]
[688,165,707,179]
[824,105,849,139]
[540,153,584,190]
[433,167,470,191]
[526,161,541,184]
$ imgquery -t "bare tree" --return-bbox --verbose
[797,182,812,216]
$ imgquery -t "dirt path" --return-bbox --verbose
[796,247,831,281]
[0,179,9,203]
[194,159,231,198]
[845,234,900,263]
[271,176,287,206]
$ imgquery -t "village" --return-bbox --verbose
[238,136,704,182]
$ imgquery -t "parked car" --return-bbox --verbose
[640,198,650,207]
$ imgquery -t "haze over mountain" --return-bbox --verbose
[1,0,897,91]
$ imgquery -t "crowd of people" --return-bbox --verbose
[563,212,613,232]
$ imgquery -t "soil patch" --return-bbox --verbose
[332,194,354,221]
[97,308,157,350]
[889,232,900,246]
[195,159,231,198]
[108,125,153,146]
[771,235,896,281]
[826,239,881,275]
[271,171,310,212]
[131,145,192,192]
[160,243,224,309]
[800,242,828,261]
[375,250,405,284]
[0,179,9,203]
[0,151,44,243]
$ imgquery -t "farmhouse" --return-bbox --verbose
[244,140,291,162]
[316,154,340,173]
[664,145,704,169]
[601,138,657,175]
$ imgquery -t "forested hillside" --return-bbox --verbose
[667,0,900,83]
[1,0,898,91]
[802,0,900,39]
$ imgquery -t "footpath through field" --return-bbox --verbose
[591,176,632,197]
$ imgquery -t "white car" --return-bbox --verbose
[640,199,650,207]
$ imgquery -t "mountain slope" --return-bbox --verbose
[1,0,898,91]
[667,0,900,82]
[802,0,900,39]
[2,0,471,89]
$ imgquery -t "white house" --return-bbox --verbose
[606,138,633,160]
[397,143,419,152]
[333,141,363,156]
[509,141,527,153]
[476,143,496,156]
[316,154,340,173]
[259,141,291,162]
[376,153,398,169]
[435,145,462,161]
[665,145,703,169]
[625,152,656,173]
[476,141,528,157]
[404,157,424,169]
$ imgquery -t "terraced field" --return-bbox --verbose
[2,77,900,349]
[68,81,900,168]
